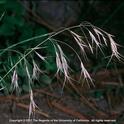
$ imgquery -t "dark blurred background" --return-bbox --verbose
[22,0,124,45]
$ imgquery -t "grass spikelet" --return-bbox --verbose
[32,60,44,80]
[53,43,72,92]
[70,30,88,61]
[80,62,95,88]
[10,69,19,94]
[29,89,38,119]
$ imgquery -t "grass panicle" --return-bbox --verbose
[0,22,123,118]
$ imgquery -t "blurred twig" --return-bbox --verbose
[16,103,49,118]
[51,99,88,120]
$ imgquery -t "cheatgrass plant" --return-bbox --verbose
[0,21,123,118]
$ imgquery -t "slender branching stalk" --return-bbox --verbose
[0,11,5,22]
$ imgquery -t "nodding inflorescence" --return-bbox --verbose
[0,22,123,117]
